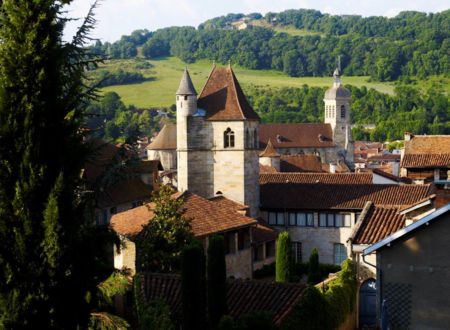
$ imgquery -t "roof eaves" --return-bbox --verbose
[348,201,373,243]
[363,202,450,255]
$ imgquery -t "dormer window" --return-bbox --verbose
[341,105,345,118]
[224,128,235,148]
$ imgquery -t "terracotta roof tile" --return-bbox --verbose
[260,164,278,174]
[401,154,450,168]
[141,273,305,326]
[402,135,450,168]
[259,123,334,149]
[352,204,405,245]
[321,161,351,173]
[367,154,400,161]
[280,155,323,172]
[260,183,433,210]
[259,139,280,157]
[147,123,177,150]
[208,195,249,212]
[260,173,372,185]
[198,66,260,121]
[110,191,257,238]
[372,168,412,183]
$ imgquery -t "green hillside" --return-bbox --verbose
[100,57,396,108]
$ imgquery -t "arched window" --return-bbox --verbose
[224,128,235,148]
[341,105,346,118]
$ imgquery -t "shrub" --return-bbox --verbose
[307,248,320,284]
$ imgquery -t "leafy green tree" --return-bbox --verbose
[0,0,116,328]
[308,248,320,284]
[276,231,294,283]
[136,185,193,272]
[207,235,228,328]
[182,240,206,330]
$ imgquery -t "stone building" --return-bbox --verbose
[146,122,177,171]
[176,66,260,217]
[258,68,354,167]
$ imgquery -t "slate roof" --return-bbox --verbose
[260,173,373,185]
[351,203,405,245]
[140,273,305,326]
[402,135,450,168]
[259,123,334,149]
[147,123,177,150]
[197,66,260,121]
[260,183,433,210]
[110,191,257,238]
[176,69,197,95]
[280,155,323,173]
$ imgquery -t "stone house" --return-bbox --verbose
[110,191,277,278]
[259,173,433,265]
[400,132,450,183]
[83,139,161,224]
[363,202,450,329]
[146,122,177,171]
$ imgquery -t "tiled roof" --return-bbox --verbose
[110,191,257,238]
[372,168,412,184]
[208,195,249,213]
[253,220,278,244]
[140,273,305,326]
[351,203,405,245]
[259,139,280,157]
[98,179,153,208]
[147,123,177,150]
[401,154,450,168]
[260,183,433,210]
[402,135,450,168]
[84,139,121,183]
[322,161,351,173]
[259,164,278,174]
[367,154,400,161]
[259,123,334,149]
[280,155,323,173]
[197,66,260,121]
[260,173,372,185]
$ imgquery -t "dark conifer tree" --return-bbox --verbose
[207,235,228,328]
[308,248,321,284]
[0,1,107,328]
[181,240,206,330]
[276,231,294,283]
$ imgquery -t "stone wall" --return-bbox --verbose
[226,248,253,279]
[114,238,136,275]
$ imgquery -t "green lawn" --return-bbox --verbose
[100,57,398,108]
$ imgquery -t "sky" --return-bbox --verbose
[64,0,449,42]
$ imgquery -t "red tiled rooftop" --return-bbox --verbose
[260,183,433,210]
[280,155,323,173]
[260,173,373,185]
[259,139,280,157]
[259,164,278,174]
[351,203,405,245]
[110,191,257,238]
[401,154,450,168]
[141,273,305,326]
[198,66,260,121]
[402,135,450,168]
[259,123,334,149]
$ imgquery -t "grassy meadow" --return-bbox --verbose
[99,57,448,108]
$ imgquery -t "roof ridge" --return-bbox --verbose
[198,63,217,98]
[228,66,246,120]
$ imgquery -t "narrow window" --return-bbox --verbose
[268,212,277,225]
[246,129,250,148]
[319,213,327,227]
[307,213,314,227]
[334,243,347,265]
[184,95,188,101]
[340,105,345,118]
[277,212,285,226]
[327,213,334,227]
[253,129,258,149]
[224,128,235,148]
[289,213,296,226]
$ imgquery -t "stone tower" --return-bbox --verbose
[176,65,261,217]
[176,68,198,193]
[324,68,354,164]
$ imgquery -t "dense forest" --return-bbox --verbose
[86,82,449,144]
[90,9,449,81]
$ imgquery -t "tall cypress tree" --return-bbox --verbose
[181,240,206,330]
[207,235,228,328]
[0,1,104,328]
[275,231,294,283]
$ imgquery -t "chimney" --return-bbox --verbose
[329,163,337,174]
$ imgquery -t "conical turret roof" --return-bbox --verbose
[176,68,197,95]
[259,139,280,157]
[324,67,350,100]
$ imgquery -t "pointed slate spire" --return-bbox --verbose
[176,68,197,95]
